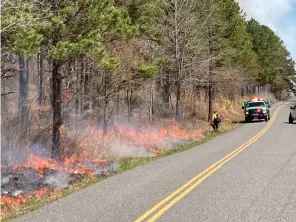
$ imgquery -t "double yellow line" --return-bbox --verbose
[135,105,284,222]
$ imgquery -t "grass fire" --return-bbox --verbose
[1,121,204,218]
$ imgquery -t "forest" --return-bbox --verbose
[2,0,296,218]
[1,0,296,161]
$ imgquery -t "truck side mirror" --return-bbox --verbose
[242,106,244,109]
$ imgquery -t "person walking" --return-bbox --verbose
[211,111,221,131]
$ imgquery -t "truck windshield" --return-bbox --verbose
[247,102,265,108]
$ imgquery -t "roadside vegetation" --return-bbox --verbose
[1,0,296,220]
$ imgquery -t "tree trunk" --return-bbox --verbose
[95,82,100,123]
[51,60,62,160]
[103,71,108,133]
[116,86,120,119]
[208,25,214,122]
[75,61,79,114]
[79,60,85,113]
[149,82,154,123]
[127,89,133,122]
[163,69,170,113]
[84,59,90,112]
[175,78,181,121]
[37,54,44,105]
[257,85,260,94]
[19,57,28,125]
[208,81,213,122]
[192,85,196,116]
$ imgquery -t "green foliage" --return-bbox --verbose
[209,0,259,77]
[2,0,138,62]
[100,57,121,71]
[2,0,295,96]
[1,0,44,58]
[247,18,296,93]
[38,0,137,62]
[136,56,168,78]
[10,28,43,59]
[136,64,158,78]
[153,56,169,67]
[116,0,166,44]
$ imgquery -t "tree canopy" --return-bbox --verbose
[1,0,295,160]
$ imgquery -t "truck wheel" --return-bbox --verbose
[289,114,293,124]
[268,114,271,120]
[245,118,249,123]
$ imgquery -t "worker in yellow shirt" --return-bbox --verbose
[211,111,221,131]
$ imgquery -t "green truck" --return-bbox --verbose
[242,97,271,122]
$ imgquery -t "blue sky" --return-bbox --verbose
[238,0,296,61]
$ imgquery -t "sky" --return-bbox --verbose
[237,0,296,61]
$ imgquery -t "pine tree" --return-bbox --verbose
[26,0,137,159]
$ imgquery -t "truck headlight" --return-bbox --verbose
[246,111,249,114]
[263,110,267,113]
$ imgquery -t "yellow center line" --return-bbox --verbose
[136,105,284,222]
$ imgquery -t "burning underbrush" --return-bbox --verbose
[1,152,118,217]
[1,121,204,217]
[73,120,204,157]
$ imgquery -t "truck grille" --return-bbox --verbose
[249,109,257,114]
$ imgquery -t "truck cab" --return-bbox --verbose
[289,105,296,123]
[242,97,271,123]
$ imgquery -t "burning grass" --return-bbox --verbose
[1,120,206,219]
[1,116,242,221]
[1,152,118,219]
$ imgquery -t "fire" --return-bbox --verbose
[1,120,204,217]
[13,154,58,174]
[63,155,77,165]
[1,187,63,217]
[1,195,25,217]
[34,187,49,197]
[1,195,25,207]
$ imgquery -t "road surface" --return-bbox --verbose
[13,101,296,222]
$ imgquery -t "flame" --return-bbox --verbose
[1,121,204,217]
[34,188,49,197]
[63,155,77,165]
[1,195,25,217]
[1,196,25,207]
[0,188,63,217]
[12,154,58,175]
[73,121,204,158]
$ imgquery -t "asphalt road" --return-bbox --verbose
[13,101,296,222]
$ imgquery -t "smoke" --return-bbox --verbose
[1,141,49,165]
[109,140,154,157]
[43,171,70,189]
[1,112,204,205]
[64,119,204,159]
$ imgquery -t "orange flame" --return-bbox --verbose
[1,121,204,216]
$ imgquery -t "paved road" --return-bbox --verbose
[14,101,296,222]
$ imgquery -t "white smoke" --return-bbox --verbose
[44,171,70,189]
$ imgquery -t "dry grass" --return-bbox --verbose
[1,96,245,163]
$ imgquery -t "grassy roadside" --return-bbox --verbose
[1,121,241,222]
